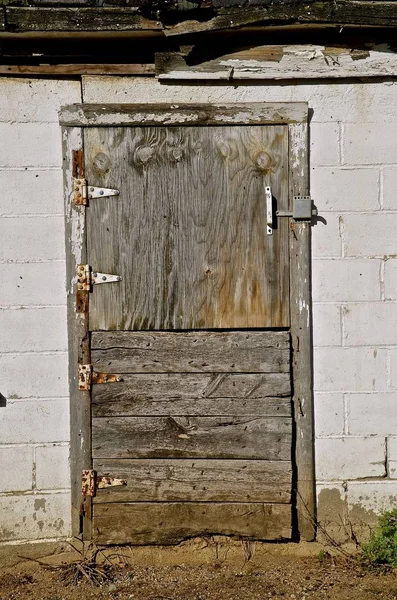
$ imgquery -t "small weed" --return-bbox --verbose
[20,539,129,587]
[317,550,332,563]
[361,509,397,568]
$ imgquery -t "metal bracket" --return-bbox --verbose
[78,364,123,390]
[265,186,273,236]
[77,264,122,292]
[78,364,92,391]
[82,469,127,497]
[74,178,119,206]
[276,196,318,220]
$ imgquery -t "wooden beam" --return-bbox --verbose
[288,115,316,541]
[5,7,162,32]
[59,102,308,127]
[156,44,397,80]
[164,2,397,36]
[62,131,92,539]
[0,64,155,76]
[4,2,397,36]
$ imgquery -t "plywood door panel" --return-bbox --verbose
[85,125,289,330]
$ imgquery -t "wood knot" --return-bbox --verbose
[255,151,273,172]
[135,145,155,165]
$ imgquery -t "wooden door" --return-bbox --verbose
[62,104,314,545]
[84,123,293,544]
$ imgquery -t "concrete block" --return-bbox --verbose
[343,213,397,258]
[0,262,66,306]
[81,78,397,124]
[0,216,64,262]
[314,347,387,392]
[0,79,80,123]
[347,393,397,435]
[344,302,397,346]
[0,308,67,352]
[0,170,64,217]
[387,436,397,478]
[315,437,386,480]
[310,123,340,166]
[347,481,397,515]
[312,259,380,302]
[0,400,69,444]
[0,493,71,542]
[390,350,397,390]
[310,167,380,211]
[0,354,68,399]
[384,260,397,300]
[383,167,397,210]
[343,123,397,165]
[0,447,33,492]
[312,304,341,347]
[314,393,345,436]
[35,445,70,490]
[0,123,62,168]
[312,213,342,258]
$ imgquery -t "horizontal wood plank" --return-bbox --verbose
[93,459,292,503]
[91,331,290,374]
[6,7,161,32]
[92,372,291,417]
[0,64,155,76]
[93,502,292,544]
[92,415,292,460]
[59,102,308,126]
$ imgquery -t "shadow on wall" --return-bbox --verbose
[0,393,7,407]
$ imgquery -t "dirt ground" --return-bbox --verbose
[1,540,397,600]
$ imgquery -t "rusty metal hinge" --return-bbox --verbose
[78,364,123,391]
[74,178,119,206]
[77,264,122,293]
[82,469,127,497]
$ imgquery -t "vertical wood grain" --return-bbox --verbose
[63,127,92,539]
[85,125,289,331]
[289,118,316,541]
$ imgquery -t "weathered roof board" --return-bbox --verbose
[2,2,397,34]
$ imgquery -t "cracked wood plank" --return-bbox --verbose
[92,415,292,460]
[92,459,292,503]
[93,502,292,544]
[92,372,291,417]
[164,2,397,36]
[156,44,397,81]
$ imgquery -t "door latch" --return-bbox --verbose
[266,191,318,235]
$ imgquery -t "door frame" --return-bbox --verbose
[60,102,315,542]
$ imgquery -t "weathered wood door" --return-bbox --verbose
[62,104,314,545]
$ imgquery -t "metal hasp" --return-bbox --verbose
[78,364,123,391]
[74,178,119,206]
[265,185,273,236]
[77,264,122,292]
[276,196,318,220]
[82,469,127,498]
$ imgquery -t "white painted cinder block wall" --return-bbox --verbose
[1,75,397,543]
